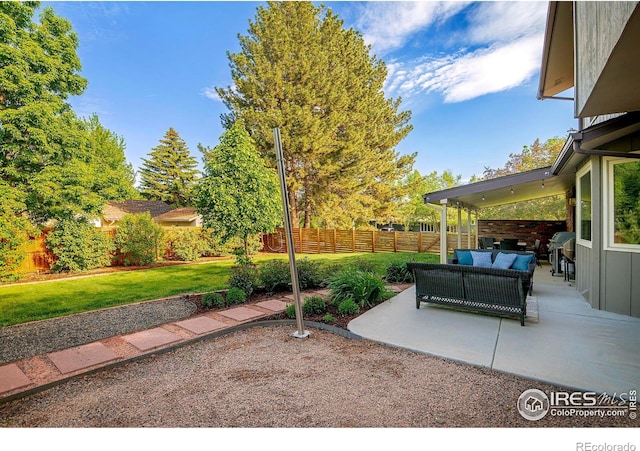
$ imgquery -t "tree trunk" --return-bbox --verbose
[288,189,299,227]
[303,195,312,228]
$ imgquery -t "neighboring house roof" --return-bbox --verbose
[103,200,173,222]
[154,207,201,223]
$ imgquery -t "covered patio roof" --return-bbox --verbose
[422,167,575,210]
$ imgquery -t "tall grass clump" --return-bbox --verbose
[328,268,388,309]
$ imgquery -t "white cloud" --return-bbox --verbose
[381,1,548,103]
[466,2,548,44]
[356,1,470,54]
[202,87,221,101]
[428,35,543,102]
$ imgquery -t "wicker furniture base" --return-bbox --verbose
[407,263,527,326]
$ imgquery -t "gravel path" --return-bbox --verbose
[0,298,196,364]
[0,325,634,428]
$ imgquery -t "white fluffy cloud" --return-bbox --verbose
[356,1,470,54]
[202,86,220,101]
[359,1,549,103]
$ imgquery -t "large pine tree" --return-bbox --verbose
[138,128,199,207]
[216,1,414,228]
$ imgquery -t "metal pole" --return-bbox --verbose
[273,128,309,338]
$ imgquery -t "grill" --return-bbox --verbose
[548,232,575,276]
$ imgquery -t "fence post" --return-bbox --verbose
[372,230,376,253]
[418,233,423,253]
[317,228,320,254]
[352,228,356,253]
[393,231,398,252]
[299,228,303,253]
[333,229,337,253]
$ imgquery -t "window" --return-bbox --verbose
[576,164,592,245]
[605,158,640,251]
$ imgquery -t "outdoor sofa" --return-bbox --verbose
[407,249,536,326]
[449,248,536,296]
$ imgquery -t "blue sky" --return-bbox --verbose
[45,1,576,183]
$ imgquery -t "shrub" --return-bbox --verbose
[225,287,247,305]
[321,313,336,324]
[337,298,360,316]
[259,259,291,293]
[46,219,114,273]
[198,229,227,257]
[114,213,164,266]
[385,262,414,283]
[302,295,326,315]
[284,304,296,319]
[328,268,388,308]
[319,263,344,287]
[163,227,201,261]
[0,208,33,282]
[296,257,323,290]
[201,292,225,309]
[228,264,259,297]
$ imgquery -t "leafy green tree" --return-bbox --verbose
[477,137,565,220]
[613,161,640,244]
[396,170,461,230]
[195,120,281,258]
[82,114,139,202]
[1,3,137,223]
[1,2,90,222]
[138,128,199,207]
[215,1,414,228]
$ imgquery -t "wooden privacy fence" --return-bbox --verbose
[262,228,477,255]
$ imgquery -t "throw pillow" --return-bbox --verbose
[492,252,518,269]
[457,250,473,265]
[470,251,492,268]
[511,254,534,271]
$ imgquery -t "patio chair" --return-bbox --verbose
[480,237,496,249]
[533,239,543,267]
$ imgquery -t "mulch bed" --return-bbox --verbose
[187,290,370,330]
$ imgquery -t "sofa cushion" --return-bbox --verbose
[456,250,473,265]
[492,252,518,269]
[511,254,534,271]
[470,251,493,268]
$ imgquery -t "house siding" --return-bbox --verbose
[576,244,592,301]
[575,1,638,116]
[601,251,640,317]
[574,1,638,117]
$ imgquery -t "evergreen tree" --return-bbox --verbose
[195,120,281,257]
[138,128,199,207]
[216,1,414,228]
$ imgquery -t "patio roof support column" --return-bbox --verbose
[467,209,472,249]
[475,210,479,248]
[440,199,448,263]
[457,205,462,249]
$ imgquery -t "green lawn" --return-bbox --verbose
[0,252,438,327]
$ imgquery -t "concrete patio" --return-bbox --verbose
[349,263,640,396]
